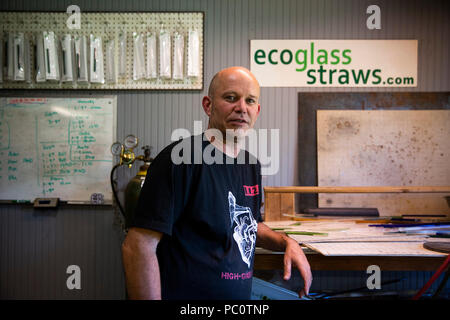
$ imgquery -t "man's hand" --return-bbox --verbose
[256,222,313,298]
[283,237,313,298]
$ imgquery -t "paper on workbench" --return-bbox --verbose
[265,219,387,242]
[264,219,450,256]
[303,241,447,257]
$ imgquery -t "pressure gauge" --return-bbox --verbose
[122,149,135,167]
[124,134,138,149]
[111,142,123,156]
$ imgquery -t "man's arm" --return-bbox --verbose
[256,222,313,297]
[122,227,163,300]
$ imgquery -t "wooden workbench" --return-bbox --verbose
[254,248,447,271]
[258,186,450,272]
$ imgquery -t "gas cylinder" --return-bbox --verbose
[124,146,152,228]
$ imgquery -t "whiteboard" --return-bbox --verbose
[317,110,450,216]
[0,97,116,202]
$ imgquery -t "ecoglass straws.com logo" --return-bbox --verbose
[250,40,417,88]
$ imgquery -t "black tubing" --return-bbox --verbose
[110,163,126,218]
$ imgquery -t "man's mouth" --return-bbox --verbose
[228,119,248,125]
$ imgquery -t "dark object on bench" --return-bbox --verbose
[423,242,450,254]
[303,208,380,217]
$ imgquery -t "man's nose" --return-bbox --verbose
[233,98,247,113]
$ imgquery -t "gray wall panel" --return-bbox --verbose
[1,0,449,299]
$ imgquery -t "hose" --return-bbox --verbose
[412,254,450,300]
[110,163,126,218]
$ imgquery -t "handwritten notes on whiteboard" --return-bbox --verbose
[0,97,116,202]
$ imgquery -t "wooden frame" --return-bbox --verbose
[254,250,447,271]
[263,186,450,221]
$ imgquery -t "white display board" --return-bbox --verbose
[0,96,116,202]
[0,12,203,90]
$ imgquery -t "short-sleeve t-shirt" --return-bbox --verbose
[132,133,263,300]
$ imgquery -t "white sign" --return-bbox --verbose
[250,40,417,87]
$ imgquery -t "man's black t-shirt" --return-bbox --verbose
[132,134,263,300]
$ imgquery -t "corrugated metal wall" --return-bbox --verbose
[1,0,449,299]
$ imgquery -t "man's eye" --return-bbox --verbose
[225,96,236,102]
[247,99,256,104]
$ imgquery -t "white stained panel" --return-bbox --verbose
[317,110,450,216]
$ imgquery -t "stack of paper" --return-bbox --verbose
[263,219,450,256]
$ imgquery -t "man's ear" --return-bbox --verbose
[202,96,212,116]
[257,104,261,115]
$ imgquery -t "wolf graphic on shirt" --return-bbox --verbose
[228,191,258,268]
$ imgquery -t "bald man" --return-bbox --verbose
[122,67,312,300]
